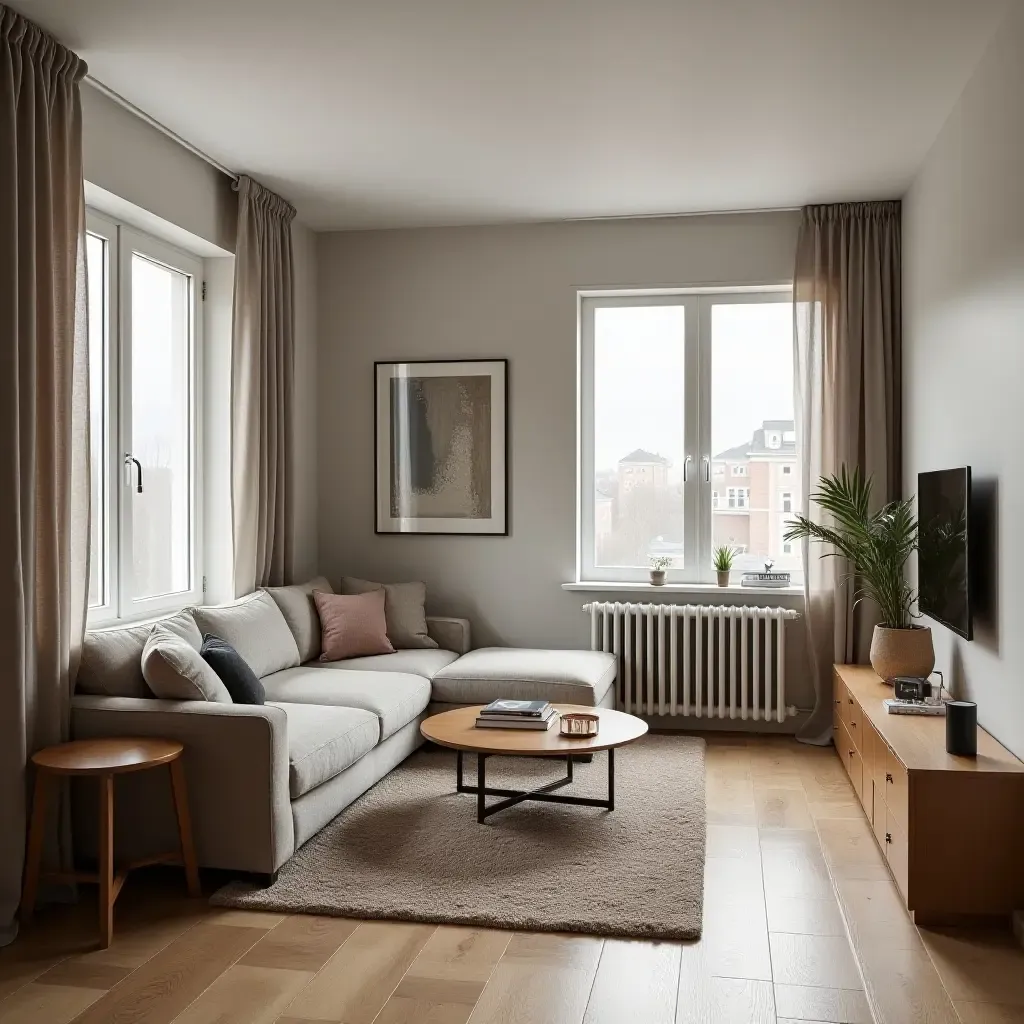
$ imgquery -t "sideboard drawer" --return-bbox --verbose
[884,747,909,834]
[885,806,910,901]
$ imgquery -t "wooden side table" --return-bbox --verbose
[20,737,201,948]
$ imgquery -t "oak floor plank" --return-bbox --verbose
[857,944,960,1024]
[0,982,102,1024]
[172,964,314,1024]
[241,915,359,972]
[769,933,864,991]
[466,959,598,1024]
[282,921,434,1024]
[773,983,873,1023]
[68,921,267,1024]
[582,939,680,1024]
[33,958,131,990]
[404,926,512,984]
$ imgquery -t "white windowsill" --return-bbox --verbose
[562,581,804,597]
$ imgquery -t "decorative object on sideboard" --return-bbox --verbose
[946,700,978,757]
[560,711,600,737]
[649,556,672,586]
[712,545,734,587]
[784,465,934,682]
[374,359,508,535]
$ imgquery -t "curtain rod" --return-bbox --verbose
[85,75,238,182]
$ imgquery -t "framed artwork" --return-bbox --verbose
[375,359,508,535]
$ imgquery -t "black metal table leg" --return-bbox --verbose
[477,753,486,824]
[456,750,464,791]
[608,747,615,812]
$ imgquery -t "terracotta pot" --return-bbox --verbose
[869,624,935,682]
[649,570,666,586]
[716,570,731,587]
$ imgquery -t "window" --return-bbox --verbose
[86,211,203,623]
[781,492,793,513]
[579,289,800,583]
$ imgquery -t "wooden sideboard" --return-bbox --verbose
[833,663,1024,924]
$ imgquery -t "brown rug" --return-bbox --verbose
[211,734,706,940]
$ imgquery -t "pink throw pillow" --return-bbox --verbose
[314,589,395,661]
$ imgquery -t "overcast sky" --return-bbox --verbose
[593,300,794,473]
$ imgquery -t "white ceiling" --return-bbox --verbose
[13,0,1007,230]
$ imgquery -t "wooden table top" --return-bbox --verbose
[32,737,184,775]
[420,705,648,756]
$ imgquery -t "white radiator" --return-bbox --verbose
[583,602,801,721]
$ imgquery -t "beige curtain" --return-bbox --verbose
[231,175,296,596]
[0,6,89,942]
[794,202,902,743]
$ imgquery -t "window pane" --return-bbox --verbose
[131,254,192,600]
[593,305,685,569]
[86,233,107,609]
[710,301,802,581]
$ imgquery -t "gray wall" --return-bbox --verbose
[904,4,1024,758]
[316,212,812,713]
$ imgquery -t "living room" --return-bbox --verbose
[2,2,1023,1023]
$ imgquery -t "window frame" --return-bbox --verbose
[87,212,205,626]
[577,286,792,585]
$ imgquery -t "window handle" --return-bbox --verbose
[701,455,711,482]
[683,455,693,482]
[124,454,143,494]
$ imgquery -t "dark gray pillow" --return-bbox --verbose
[200,634,265,705]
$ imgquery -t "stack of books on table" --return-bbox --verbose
[475,700,557,730]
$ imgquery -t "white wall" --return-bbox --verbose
[904,5,1024,757]
[317,212,812,714]
[82,83,236,253]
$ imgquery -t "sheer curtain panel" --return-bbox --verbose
[0,5,89,943]
[231,175,296,595]
[794,202,902,743]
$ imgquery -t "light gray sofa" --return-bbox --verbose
[71,578,617,881]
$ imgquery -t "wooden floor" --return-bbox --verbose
[2,735,1023,1024]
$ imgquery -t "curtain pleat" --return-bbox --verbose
[231,175,296,595]
[0,4,89,942]
[794,201,902,743]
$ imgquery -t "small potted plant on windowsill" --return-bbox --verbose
[713,545,735,587]
[649,556,672,586]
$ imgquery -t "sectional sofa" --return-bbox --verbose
[71,577,617,880]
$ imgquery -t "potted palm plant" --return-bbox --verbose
[784,466,934,682]
[713,545,735,587]
[649,556,672,586]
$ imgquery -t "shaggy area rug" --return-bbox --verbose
[211,734,706,940]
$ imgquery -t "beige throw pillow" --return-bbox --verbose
[340,577,438,650]
[314,589,395,661]
[142,624,233,702]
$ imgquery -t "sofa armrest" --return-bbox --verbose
[70,695,294,874]
[426,616,471,655]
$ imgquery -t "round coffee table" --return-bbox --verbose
[420,705,647,823]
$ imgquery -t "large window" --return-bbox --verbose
[87,212,203,623]
[579,289,800,584]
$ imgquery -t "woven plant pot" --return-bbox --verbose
[869,624,935,683]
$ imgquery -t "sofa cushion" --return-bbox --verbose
[142,624,233,702]
[192,592,300,679]
[314,589,394,661]
[261,666,431,740]
[77,609,202,698]
[324,649,459,680]
[272,701,380,799]
[263,576,333,662]
[431,648,617,707]
[200,634,266,705]
[341,578,438,650]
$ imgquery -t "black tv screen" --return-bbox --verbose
[917,468,972,640]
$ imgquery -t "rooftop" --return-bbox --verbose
[619,449,671,466]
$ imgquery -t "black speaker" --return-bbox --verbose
[946,700,978,757]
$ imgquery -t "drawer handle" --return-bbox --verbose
[848,698,854,704]
[850,720,857,728]
[834,699,841,706]
[885,773,893,783]
[848,750,855,758]
[885,832,892,844]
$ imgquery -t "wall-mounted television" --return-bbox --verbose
[917,467,972,640]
